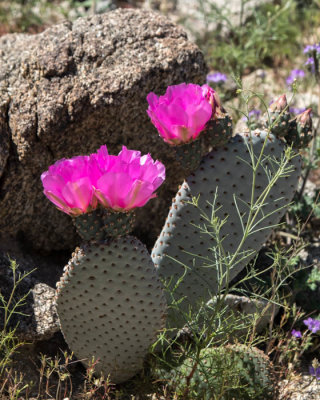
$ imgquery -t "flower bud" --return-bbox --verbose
[269,94,288,113]
[296,108,312,130]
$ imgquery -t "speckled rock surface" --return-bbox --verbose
[32,283,59,340]
[0,8,207,252]
[280,376,320,400]
[0,246,62,341]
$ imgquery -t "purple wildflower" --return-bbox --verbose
[303,44,320,74]
[304,43,320,55]
[286,69,305,86]
[256,69,266,79]
[289,107,306,115]
[249,109,261,117]
[206,72,228,85]
[309,366,320,380]
[304,44,316,54]
[291,329,302,338]
[305,57,315,66]
[242,109,261,122]
[303,317,320,333]
[305,57,316,74]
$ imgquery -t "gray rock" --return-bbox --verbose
[0,8,207,252]
[280,375,320,400]
[0,247,61,341]
[32,283,59,340]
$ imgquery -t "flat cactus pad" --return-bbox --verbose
[152,131,301,329]
[57,236,167,383]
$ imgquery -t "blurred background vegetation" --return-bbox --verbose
[0,0,319,78]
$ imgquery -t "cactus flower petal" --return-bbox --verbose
[41,156,96,216]
[41,145,165,214]
[61,178,93,213]
[91,145,165,211]
[43,190,74,215]
[147,83,214,145]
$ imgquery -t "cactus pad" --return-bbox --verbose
[159,344,277,399]
[152,130,301,329]
[204,114,233,149]
[57,236,166,383]
[73,209,135,241]
[286,109,313,149]
[174,139,202,174]
[265,94,290,137]
[268,110,290,137]
[73,209,106,241]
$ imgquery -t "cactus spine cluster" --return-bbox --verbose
[159,344,277,399]
[152,95,309,330]
[57,210,167,383]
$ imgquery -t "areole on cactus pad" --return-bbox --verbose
[41,145,167,383]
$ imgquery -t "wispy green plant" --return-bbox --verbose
[0,258,35,398]
[68,0,115,18]
[150,96,308,398]
[0,0,53,33]
[0,0,110,34]
[151,237,306,398]
[184,0,301,77]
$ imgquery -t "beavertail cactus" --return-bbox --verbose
[159,344,278,399]
[266,94,291,137]
[149,92,308,330]
[147,83,231,174]
[57,233,166,383]
[287,108,313,149]
[42,146,167,383]
[202,85,233,149]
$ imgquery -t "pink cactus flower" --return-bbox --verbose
[147,83,214,145]
[91,145,166,211]
[41,146,165,215]
[41,155,97,216]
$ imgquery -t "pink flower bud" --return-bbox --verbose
[147,83,213,145]
[296,108,313,128]
[269,94,288,113]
